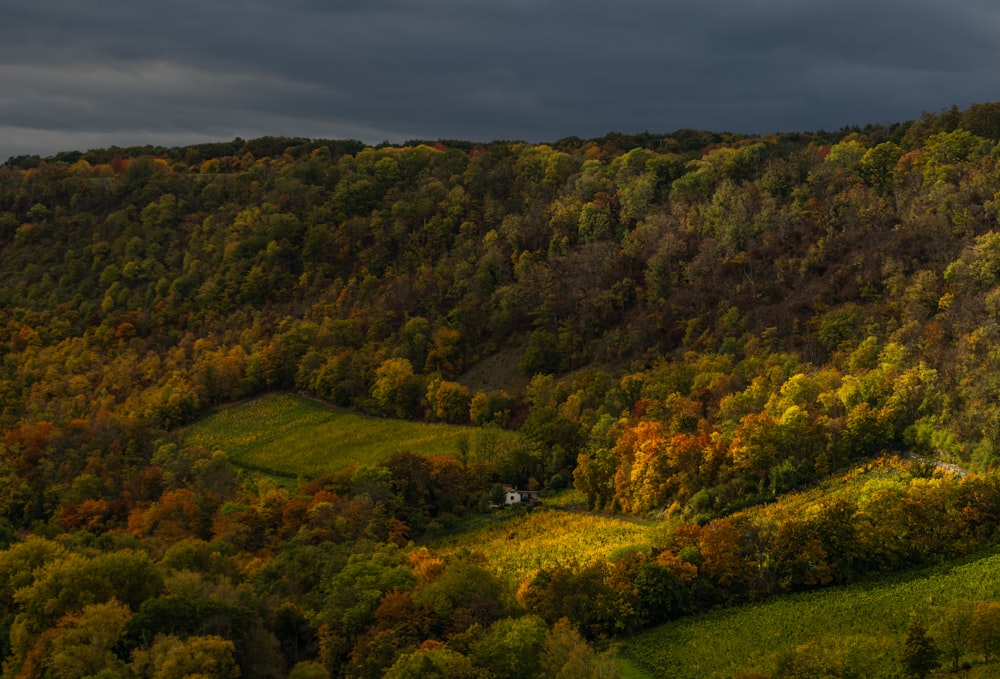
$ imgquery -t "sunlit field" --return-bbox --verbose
[184,393,523,478]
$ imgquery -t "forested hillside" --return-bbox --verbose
[5,103,1000,677]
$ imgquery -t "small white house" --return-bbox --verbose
[503,484,541,505]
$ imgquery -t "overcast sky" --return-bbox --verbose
[3,0,1000,161]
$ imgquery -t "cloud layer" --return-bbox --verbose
[4,1,1000,159]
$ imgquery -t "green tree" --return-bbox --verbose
[426,379,471,424]
[901,621,940,679]
[130,633,240,679]
[11,550,163,664]
[858,141,903,196]
[371,358,424,419]
[541,617,621,679]
[824,138,867,173]
[934,600,974,671]
[469,615,546,679]
[922,129,989,183]
[411,558,507,635]
[318,545,416,636]
[959,101,1000,140]
[469,391,511,428]
[287,661,331,679]
[970,600,1000,664]
[518,563,634,640]
[578,201,612,242]
[0,537,69,617]
[520,328,560,376]
[615,553,691,625]
[117,594,280,677]
[44,600,132,679]
[383,646,479,679]
[399,316,431,370]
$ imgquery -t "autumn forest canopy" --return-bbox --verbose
[5,102,1000,677]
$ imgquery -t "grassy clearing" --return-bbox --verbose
[615,456,987,678]
[617,547,1000,679]
[183,393,523,478]
[434,503,662,586]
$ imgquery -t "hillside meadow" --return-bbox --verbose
[433,500,662,586]
[183,392,524,478]
[617,546,1000,678]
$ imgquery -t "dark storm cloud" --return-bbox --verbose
[3,0,1000,160]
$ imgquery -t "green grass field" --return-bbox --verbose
[434,501,663,586]
[617,547,1000,678]
[182,393,523,478]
